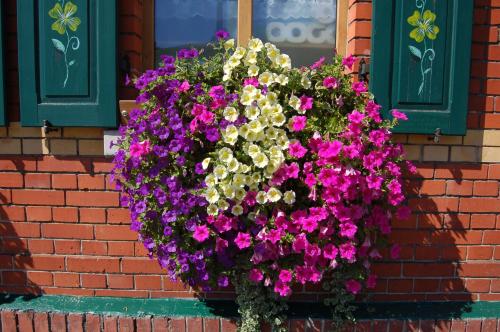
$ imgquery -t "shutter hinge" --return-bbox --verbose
[42,120,58,135]
[358,58,369,83]
[428,128,441,143]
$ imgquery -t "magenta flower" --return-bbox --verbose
[215,29,229,39]
[392,109,408,120]
[323,244,338,260]
[345,279,361,294]
[249,268,264,282]
[274,280,292,297]
[351,81,367,96]
[129,140,150,158]
[347,110,365,124]
[288,141,307,158]
[278,269,292,283]
[244,77,259,86]
[299,95,313,111]
[310,56,325,70]
[291,116,307,132]
[234,232,251,249]
[178,80,190,92]
[193,225,210,242]
[339,242,356,261]
[323,76,338,89]
[342,54,356,70]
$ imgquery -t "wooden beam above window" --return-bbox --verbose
[237,0,253,46]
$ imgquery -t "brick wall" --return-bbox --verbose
[0,0,499,309]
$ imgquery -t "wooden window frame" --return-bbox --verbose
[141,0,348,70]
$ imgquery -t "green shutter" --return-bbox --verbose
[370,0,473,135]
[0,2,6,126]
[17,0,117,127]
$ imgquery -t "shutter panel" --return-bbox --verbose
[0,2,5,126]
[17,0,117,127]
[370,0,473,135]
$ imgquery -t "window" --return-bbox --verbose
[145,0,347,70]
[253,0,338,67]
[154,0,238,64]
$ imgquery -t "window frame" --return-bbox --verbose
[141,0,348,71]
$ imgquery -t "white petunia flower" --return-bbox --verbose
[218,147,234,163]
[253,152,269,168]
[231,204,244,216]
[267,187,282,202]
[283,190,296,204]
[202,158,211,170]
[223,106,239,122]
[213,165,228,180]
[248,38,264,52]
[256,191,268,204]
[205,187,220,204]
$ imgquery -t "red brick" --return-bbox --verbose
[67,257,120,273]
[1,311,17,332]
[79,208,106,223]
[468,95,494,112]
[66,191,119,207]
[104,316,118,332]
[203,318,220,332]
[27,271,54,286]
[458,263,500,277]
[420,180,446,196]
[28,239,54,254]
[107,208,131,224]
[460,198,500,213]
[82,241,107,255]
[482,319,497,332]
[81,274,107,288]
[24,173,51,188]
[107,275,134,289]
[117,316,134,332]
[52,174,77,189]
[26,206,52,221]
[470,214,496,229]
[3,222,40,237]
[12,189,64,205]
[66,314,83,332]
[348,2,372,23]
[435,165,489,180]
[446,181,473,196]
[108,241,135,256]
[404,264,455,277]
[465,319,482,332]
[136,317,152,332]
[42,224,93,239]
[54,239,81,254]
[465,279,491,292]
[187,317,203,332]
[78,174,105,190]
[121,258,164,274]
[491,279,500,292]
[468,246,494,260]
[409,197,459,212]
[0,205,25,221]
[488,45,500,61]
[15,255,65,271]
[85,314,101,332]
[473,181,498,196]
[486,79,500,95]
[50,313,67,332]
[483,230,500,244]
[443,213,470,229]
[0,157,37,172]
[54,273,80,288]
[34,312,50,332]
[135,275,162,290]
[489,165,500,179]
[2,271,27,285]
[95,225,137,241]
[482,113,500,129]
[0,172,23,187]
[93,159,114,173]
[52,207,78,222]
[473,26,498,43]
[450,319,466,331]
[38,156,91,173]
[0,189,11,203]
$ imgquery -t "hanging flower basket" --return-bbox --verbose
[112,31,414,331]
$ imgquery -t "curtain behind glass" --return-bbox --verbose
[253,0,337,67]
[155,0,237,63]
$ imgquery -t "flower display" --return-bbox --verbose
[112,32,414,331]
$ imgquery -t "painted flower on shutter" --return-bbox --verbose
[48,1,81,88]
[407,2,439,97]
[407,9,439,43]
[48,1,81,35]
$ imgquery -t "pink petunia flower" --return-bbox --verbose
[352,81,367,96]
[288,141,307,158]
[291,116,307,132]
[345,279,362,294]
[244,77,259,86]
[323,244,338,260]
[392,109,408,120]
[278,269,293,283]
[249,268,264,282]
[274,280,291,297]
[234,232,251,249]
[178,80,190,92]
[299,95,313,111]
[342,54,356,70]
[347,110,365,124]
[192,225,210,242]
[339,242,357,261]
[323,76,338,89]
[129,140,151,158]
[310,56,325,70]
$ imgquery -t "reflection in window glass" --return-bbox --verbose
[253,0,337,67]
[155,0,237,64]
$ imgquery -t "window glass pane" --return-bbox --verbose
[155,0,237,63]
[253,0,337,67]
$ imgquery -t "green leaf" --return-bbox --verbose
[408,45,422,59]
[51,38,66,53]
